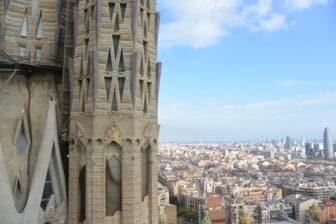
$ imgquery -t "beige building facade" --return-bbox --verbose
[0,0,161,223]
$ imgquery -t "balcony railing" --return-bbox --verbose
[0,50,63,69]
[11,53,63,66]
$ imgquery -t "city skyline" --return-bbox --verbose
[157,0,336,142]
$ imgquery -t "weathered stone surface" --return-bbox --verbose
[67,0,161,223]
[0,0,161,223]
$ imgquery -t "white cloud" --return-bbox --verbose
[159,0,241,48]
[279,80,313,87]
[259,14,286,31]
[158,0,333,49]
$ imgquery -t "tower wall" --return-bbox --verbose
[67,0,161,223]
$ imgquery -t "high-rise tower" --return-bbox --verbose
[324,127,334,160]
[65,0,161,223]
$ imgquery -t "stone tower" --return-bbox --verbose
[66,0,161,223]
[0,0,67,222]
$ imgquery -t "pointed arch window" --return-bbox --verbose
[106,49,113,72]
[111,88,118,111]
[120,3,127,21]
[106,155,121,216]
[36,12,43,39]
[109,2,115,22]
[104,77,112,100]
[118,77,125,101]
[20,10,28,37]
[79,166,86,222]
[141,147,150,199]
[40,168,53,210]
[14,114,30,155]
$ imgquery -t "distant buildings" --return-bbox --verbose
[283,182,336,200]
[305,200,336,224]
[263,200,294,222]
[285,194,320,223]
[158,143,336,224]
[158,183,177,224]
[324,127,334,160]
[285,136,292,149]
[203,198,225,224]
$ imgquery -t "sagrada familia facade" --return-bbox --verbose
[0,0,161,223]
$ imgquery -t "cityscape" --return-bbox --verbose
[158,128,336,223]
[0,0,336,224]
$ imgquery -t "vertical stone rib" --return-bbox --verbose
[95,0,101,47]
[155,62,162,105]
[72,6,78,47]
[155,12,160,50]
[56,0,61,23]
[0,19,4,50]
[4,0,9,15]
[54,26,61,60]
[131,52,140,110]
[92,50,99,112]
[68,150,79,224]
[68,57,74,108]
[132,0,140,48]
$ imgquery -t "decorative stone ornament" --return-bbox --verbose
[74,122,86,148]
[143,124,154,148]
[104,123,122,146]
[0,99,67,223]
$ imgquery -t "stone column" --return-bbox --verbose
[121,138,141,224]
[68,149,80,224]
[86,140,106,224]
[149,142,159,224]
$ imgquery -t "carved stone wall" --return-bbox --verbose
[67,0,161,223]
[0,0,161,223]
[0,0,67,221]
[0,75,67,223]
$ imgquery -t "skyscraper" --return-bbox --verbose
[324,127,334,160]
[285,136,291,149]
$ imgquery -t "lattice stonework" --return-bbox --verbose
[68,0,161,223]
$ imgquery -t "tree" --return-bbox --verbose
[239,212,252,224]
[309,204,321,224]
[201,216,212,224]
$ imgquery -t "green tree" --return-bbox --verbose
[309,204,321,224]
[177,206,199,223]
[202,216,212,224]
[239,212,252,224]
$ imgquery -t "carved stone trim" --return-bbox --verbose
[142,124,154,148]
[74,122,86,148]
[103,123,122,147]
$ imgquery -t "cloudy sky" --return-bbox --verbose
[156,0,336,142]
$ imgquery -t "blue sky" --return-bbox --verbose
[156,0,336,142]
